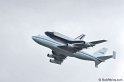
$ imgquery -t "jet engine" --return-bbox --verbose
[47,54,54,58]
[49,59,61,64]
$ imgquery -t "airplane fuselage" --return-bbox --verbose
[32,35,96,61]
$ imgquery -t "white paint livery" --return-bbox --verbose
[32,33,116,68]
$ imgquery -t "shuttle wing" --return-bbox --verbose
[58,46,79,53]
[75,34,85,40]
[89,40,107,45]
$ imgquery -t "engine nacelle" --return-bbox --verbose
[47,54,54,58]
[49,59,61,64]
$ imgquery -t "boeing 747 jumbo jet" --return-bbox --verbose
[32,32,116,67]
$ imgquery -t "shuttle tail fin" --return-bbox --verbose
[75,34,85,40]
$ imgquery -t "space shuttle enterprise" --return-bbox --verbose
[32,31,116,68]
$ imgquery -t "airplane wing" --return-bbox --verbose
[82,40,107,48]
[48,51,67,64]
[58,46,79,53]
[58,40,107,53]
[89,40,107,45]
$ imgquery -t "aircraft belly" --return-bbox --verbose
[74,53,95,61]
[37,37,73,57]
[54,48,74,57]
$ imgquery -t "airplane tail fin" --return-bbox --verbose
[94,51,116,68]
[112,51,116,59]
[75,34,85,40]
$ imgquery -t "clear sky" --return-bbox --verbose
[0,0,124,82]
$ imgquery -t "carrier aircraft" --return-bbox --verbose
[32,31,116,67]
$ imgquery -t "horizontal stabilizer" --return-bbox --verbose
[97,55,112,61]
[95,60,102,68]
[94,48,108,57]
[97,51,116,61]
[95,51,116,68]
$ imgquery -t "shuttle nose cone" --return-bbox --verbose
[45,31,53,36]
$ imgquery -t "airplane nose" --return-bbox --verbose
[32,36,36,41]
